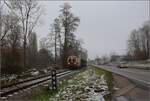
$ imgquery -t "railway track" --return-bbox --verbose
[0,70,73,98]
[1,69,68,89]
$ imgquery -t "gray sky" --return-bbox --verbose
[36,1,149,59]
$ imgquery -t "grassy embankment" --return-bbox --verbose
[31,67,114,101]
[31,69,85,101]
[94,67,114,101]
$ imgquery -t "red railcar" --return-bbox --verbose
[66,55,81,69]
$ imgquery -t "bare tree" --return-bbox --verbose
[7,15,21,48]
[38,39,54,67]
[27,32,38,67]
[1,14,23,75]
[140,21,150,59]
[128,29,142,60]
[40,37,50,50]
[127,20,150,60]
[4,0,42,67]
[1,14,12,46]
[0,1,4,41]
[51,17,63,64]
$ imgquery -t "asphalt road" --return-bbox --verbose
[92,65,150,89]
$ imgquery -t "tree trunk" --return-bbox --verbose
[55,31,57,64]
[23,35,26,68]
[145,31,149,59]
[59,35,62,58]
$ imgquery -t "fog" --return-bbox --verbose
[36,1,149,59]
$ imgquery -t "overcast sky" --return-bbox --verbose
[36,1,149,59]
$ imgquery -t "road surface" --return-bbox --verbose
[92,65,150,89]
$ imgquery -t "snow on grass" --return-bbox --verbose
[49,67,109,101]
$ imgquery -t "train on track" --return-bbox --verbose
[65,48,87,69]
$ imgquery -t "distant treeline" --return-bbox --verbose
[127,20,150,60]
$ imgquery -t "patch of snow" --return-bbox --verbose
[50,68,109,101]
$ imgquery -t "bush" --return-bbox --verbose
[1,48,24,75]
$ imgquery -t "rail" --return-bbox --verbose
[0,70,72,97]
